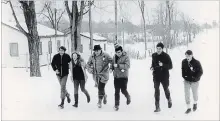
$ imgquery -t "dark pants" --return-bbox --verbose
[153,78,171,107]
[73,79,89,95]
[114,78,130,106]
[98,79,106,100]
[57,75,70,99]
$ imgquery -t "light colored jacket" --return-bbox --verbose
[111,52,130,78]
[87,51,113,83]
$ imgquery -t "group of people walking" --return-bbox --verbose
[51,42,203,114]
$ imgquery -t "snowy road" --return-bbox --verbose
[2,28,219,120]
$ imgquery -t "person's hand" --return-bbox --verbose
[114,64,118,68]
[150,67,154,71]
[55,70,60,74]
[121,69,125,72]
[190,67,193,71]
[109,69,113,73]
[159,61,163,66]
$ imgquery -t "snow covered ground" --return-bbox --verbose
[1,28,219,120]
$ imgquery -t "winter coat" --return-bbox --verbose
[111,52,130,78]
[151,51,173,81]
[182,57,203,82]
[70,53,88,81]
[87,51,113,83]
[51,53,71,78]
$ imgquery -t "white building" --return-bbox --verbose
[1,21,65,68]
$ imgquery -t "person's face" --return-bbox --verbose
[185,54,193,62]
[116,50,122,57]
[94,50,101,56]
[72,53,78,60]
[59,49,65,55]
[156,47,163,55]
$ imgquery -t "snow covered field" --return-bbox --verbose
[1,28,219,120]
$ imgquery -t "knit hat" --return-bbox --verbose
[185,50,193,55]
[93,45,102,51]
[156,42,164,49]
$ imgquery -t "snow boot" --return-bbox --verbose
[66,94,71,103]
[114,105,119,111]
[103,95,107,104]
[58,99,65,109]
[72,94,78,108]
[193,104,197,111]
[154,103,161,112]
[97,99,102,108]
[168,99,172,108]
[126,95,131,105]
[86,93,90,103]
[185,108,192,114]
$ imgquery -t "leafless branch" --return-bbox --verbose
[9,0,28,36]
[64,1,72,20]
[56,10,65,26]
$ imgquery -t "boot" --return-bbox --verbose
[72,94,78,108]
[58,98,65,109]
[103,95,107,104]
[97,99,102,108]
[193,104,197,111]
[126,95,131,105]
[86,93,90,103]
[168,98,172,108]
[66,94,71,103]
[154,103,161,112]
[114,105,119,111]
[185,108,192,114]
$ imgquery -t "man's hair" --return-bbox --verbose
[156,42,164,49]
[115,46,123,52]
[59,46,66,51]
[185,50,193,55]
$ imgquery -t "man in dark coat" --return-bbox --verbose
[182,50,203,114]
[110,46,131,111]
[150,42,173,112]
[51,46,71,109]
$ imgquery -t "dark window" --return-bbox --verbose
[39,42,42,55]
[48,41,52,54]
[10,43,19,57]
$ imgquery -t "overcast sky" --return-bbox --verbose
[2,0,219,26]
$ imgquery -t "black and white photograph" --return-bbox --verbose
[0,0,219,120]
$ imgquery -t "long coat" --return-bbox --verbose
[87,51,113,83]
[182,57,203,82]
[151,51,173,82]
[111,52,130,78]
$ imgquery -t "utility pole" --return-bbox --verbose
[89,0,93,54]
[115,0,118,43]
[122,18,125,48]
[55,8,57,51]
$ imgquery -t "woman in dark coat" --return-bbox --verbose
[70,52,90,108]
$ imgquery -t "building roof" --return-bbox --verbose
[80,32,107,41]
[2,21,64,37]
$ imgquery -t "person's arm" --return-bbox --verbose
[86,56,94,74]
[162,54,173,70]
[118,56,130,70]
[150,54,157,70]
[69,61,73,80]
[193,61,203,81]
[181,60,187,80]
[110,55,115,71]
[51,55,57,71]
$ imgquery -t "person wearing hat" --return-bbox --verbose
[150,42,173,112]
[69,51,90,108]
[87,45,113,108]
[181,50,203,114]
[51,46,72,109]
[110,45,131,111]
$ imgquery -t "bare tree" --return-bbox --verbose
[138,0,147,58]
[64,1,94,53]
[8,1,41,77]
[38,1,65,31]
[89,0,93,54]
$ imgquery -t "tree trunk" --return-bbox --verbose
[21,1,41,77]
[89,1,93,54]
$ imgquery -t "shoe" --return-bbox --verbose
[168,100,172,108]
[67,95,71,103]
[154,107,161,112]
[127,96,131,105]
[58,104,64,109]
[72,103,78,108]
[185,108,192,114]
[114,105,119,111]
[103,95,107,104]
[193,104,197,111]
[97,102,102,108]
